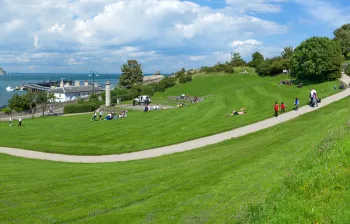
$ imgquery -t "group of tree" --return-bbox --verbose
[200,53,246,74]
[253,47,294,77]
[173,68,192,83]
[7,92,55,117]
[252,23,349,81]
[111,60,178,105]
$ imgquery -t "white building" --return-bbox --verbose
[51,80,104,102]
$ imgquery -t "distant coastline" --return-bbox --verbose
[0,68,6,76]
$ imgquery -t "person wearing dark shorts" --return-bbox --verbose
[18,116,22,127]
[274,102,279,117]
[99,110,103,120]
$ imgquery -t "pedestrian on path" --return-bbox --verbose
[274,102,279,117]
[18,116,22,127]
[9,117,12,127]
[294,97,299,111]
[91,111,97,121]
[281,102,286,112]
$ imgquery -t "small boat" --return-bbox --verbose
[6,86,14,92]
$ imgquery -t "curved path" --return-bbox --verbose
[1,74,350,163]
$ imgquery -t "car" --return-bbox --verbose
[133,95,151,106]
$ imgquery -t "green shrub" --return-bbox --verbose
[111,95,132,104]
[140,85,156,96]
[63,103,100,114]
[186,75,192,82]
[346,65,350,75]
[179,75,187,83]
[1,107,12,114]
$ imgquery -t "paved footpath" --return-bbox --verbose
[1,74,350,163]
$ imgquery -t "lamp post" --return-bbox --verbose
[89,71,98,93]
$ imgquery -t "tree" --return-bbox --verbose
[250,52,264,68]
[8,94,30,112]
[230,53,246,67]
[291,37,343,81]
[334,24,350,57]
[24,92,38,118]
[281,46,294,72]
[256,60,271,76]
[119,60,143,88]
[36,92,55,116]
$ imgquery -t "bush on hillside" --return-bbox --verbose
[1,107,11,114]
[159,76,176,88]
[256,60,271,76]
[179,75,187,83]
[8,94,30,112]
[186,75,192,82]
[111,95,132,104]
[140,85,156,96]
[346,65,350,76]
[292,37,343,81]
[200,63,235,73]
[63,103,100,114]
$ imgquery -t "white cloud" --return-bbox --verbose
[4,19,24,32]
[33,35,39,48]
[189,55,207,61]
[295,0,350,27]
[48,23,66,33]
[0,0,289,72]
[230,39,263,47]
[225,0,286,13]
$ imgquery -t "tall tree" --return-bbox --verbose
[119,60,143,88]
[250,52,264,68]
[334,24,350,57]
[291,37,343,81]
[36,92,55,116]
[24,92,38,118]
[230,53,246,67]
[281,46,294,71]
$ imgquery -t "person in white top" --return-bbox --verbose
[18,116,22,127]
[156,105,159,110]
[153,105,156,110]
[310,88,317,104]
[99,110,103,120]
[9,117,12,127]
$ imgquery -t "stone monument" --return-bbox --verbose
[105,81,111,107]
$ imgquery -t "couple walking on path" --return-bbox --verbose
[274,102,286,117]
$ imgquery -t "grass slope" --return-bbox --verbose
[0,97,349,223]
[236,122,350,223]
[0,74,342,155]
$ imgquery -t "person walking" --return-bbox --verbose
[91,111,97,121]
[9,117,13,127]
[281,102,286,112]
[294,97,299,111]
[18,116,22,127]
[274,102,279,117]
[99,110,103,120]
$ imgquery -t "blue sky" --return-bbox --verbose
[0,0,349,73]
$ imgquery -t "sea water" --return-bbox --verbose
[0,73,120,107]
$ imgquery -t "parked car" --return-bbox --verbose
[133,95,151,106]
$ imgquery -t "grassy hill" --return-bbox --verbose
[0,97,349,223]
[0,73,342,155]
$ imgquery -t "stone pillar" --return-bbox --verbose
[105,81,111,107]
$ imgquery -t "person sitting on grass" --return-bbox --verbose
[228,108,246,116]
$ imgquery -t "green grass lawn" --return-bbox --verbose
[1,97,349,223]
[0,73,343,155]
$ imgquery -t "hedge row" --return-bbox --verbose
[63,103,101,114]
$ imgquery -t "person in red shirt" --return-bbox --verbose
[274,102,279,117]
[281,102,286,112]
